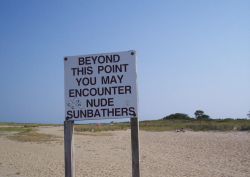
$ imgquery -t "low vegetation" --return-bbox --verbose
[0,126,32,133]
[1,114,250,134]
[74,119,250,132]
[74,122,130,132]
[0,124,58,142]
[8,131,56,143]
[141,119,250,131]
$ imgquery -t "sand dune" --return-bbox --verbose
[0,126,249,177]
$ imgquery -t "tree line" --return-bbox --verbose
[163,110,250,120]
[162,110,210,120]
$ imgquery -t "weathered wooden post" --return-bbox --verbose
[131,117,140,177]
[64,120,74,177]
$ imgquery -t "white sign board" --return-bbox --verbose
[64,50,138,121]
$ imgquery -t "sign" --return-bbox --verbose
[64,50,138,121]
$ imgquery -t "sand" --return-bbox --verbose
[0,126,249,177]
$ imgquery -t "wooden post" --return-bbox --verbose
[64,120,75,177]
[130,117,140,177]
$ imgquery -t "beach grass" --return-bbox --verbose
[1,119,250,134]
[0,123,59,142]
[0,126,32,133]
[8,131,57,143]
[74,123,130,132]
[74,119,250,132]
[141,119,250,131]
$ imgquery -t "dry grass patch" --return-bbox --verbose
[74,123,129,132]
[0,124,60,143]
[7,128,59,143]
[0,126,32,133]
[75,131,113,136]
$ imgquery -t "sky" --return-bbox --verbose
[0,0,249,123]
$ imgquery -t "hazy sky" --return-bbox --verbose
[0,0,249,123]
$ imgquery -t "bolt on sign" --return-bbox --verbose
[64,50,138,121]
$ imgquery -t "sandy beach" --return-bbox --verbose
[0,126,249,177]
